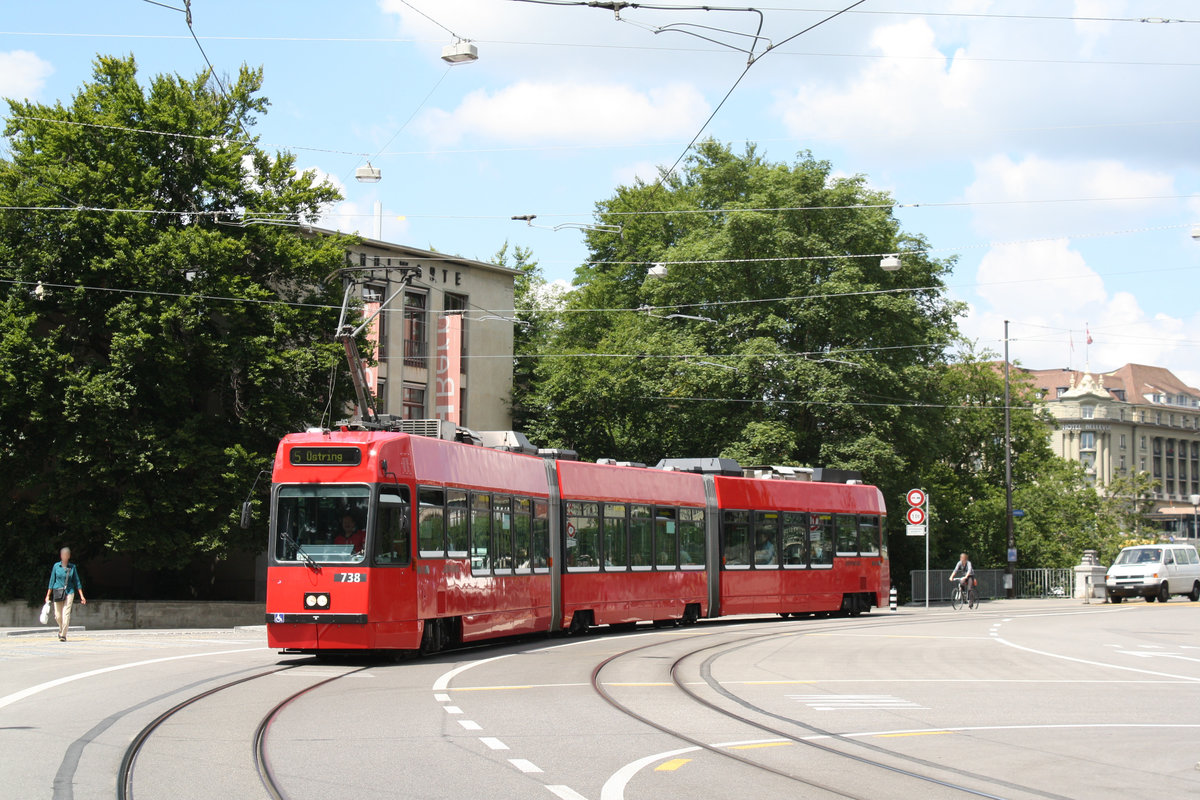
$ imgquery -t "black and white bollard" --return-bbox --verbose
[889,586,897,612]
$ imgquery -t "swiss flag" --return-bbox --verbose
[1086,326,1093,345]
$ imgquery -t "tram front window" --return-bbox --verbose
[275,485,371,564]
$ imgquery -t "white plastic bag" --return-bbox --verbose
[39,602,50,625]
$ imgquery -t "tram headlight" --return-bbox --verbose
[304,592,330,610]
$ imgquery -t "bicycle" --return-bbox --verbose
[950,578,978,610]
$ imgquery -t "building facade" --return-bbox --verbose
[340,234,518,432]
[1026,364,1200,535]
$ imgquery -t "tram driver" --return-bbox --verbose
[335,512,366,554]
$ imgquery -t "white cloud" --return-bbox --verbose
[0,50,53,100]
[417,81,710,145]
[612,159,665,187]
[774,20,984,157]
[959,238,1200,380]
[964,155,1178,239]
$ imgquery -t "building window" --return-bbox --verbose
[1080,432,1095,450]
[1140,411,1146,422]
[1081,405,1095,419]
[375,377,387,410]
[1141,436,1147,450]
[364,284,387,358]
[1056,387,1068,398]
[1140,457,1146,472]
[1119,408,1126,420]
[1119,434,1127,449]
[1156,411,1163,425]
[404,292,427,367]
[402,383,426,420]
[1119,455,1126,470]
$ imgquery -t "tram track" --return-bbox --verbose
[116,662,370,800]
[589,612,1069,800]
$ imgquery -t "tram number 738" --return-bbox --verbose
[334,573,366,583]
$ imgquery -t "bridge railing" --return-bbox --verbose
[910,568,1076,603]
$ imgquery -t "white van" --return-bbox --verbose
[1105,544,1200,603]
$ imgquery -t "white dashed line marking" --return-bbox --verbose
[434,693,450,702]
[546,786,589,800]
[444,705,463,715]
[458,720,482,731]
[480,736,509,750]
[509,758,543,773]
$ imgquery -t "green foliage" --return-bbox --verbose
[0,55,353,600]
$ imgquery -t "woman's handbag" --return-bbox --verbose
[51,587,66,602]
[39,602,51,624]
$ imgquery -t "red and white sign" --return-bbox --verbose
[906,506,926,526]
[906,488,926,508]
[435,314,462,424]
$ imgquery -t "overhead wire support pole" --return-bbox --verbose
[1004,319,1015,599]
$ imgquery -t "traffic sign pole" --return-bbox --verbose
[906,488,930,609]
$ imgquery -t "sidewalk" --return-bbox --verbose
[2,625,86,637]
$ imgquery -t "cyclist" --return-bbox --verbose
[949,552,975,597]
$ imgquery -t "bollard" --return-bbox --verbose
[889,586,897,612]
[1083,575,1090,605]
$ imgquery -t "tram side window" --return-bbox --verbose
[470,493,491,573]
[655,507,678,569]
[565,502,600,570]
[679,508,705,569]
[723,510,751,569]
[445,490,469,558]
[835,514,858,556]
[754,511,780,568]
[418,488,446,557]
[493,496,514,573]
[531,501,549,571]
[858,515,880,556]
[782,512,808,567]
[810,513,834,566]
[603,504,628,571]
[374,491,411,566]
[513,497,532,573]
[630,504,653,569]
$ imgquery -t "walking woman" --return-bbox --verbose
[45,547,86,641]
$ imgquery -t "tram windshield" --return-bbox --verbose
[275,485,371,565]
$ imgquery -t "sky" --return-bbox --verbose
[3,0,1199,387]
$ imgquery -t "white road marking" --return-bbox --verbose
[434,693,450,702]
[788,693,925,710]
[602,725,1200,799]
[458,720,482,731]
[601,747,699,800]
[993,635,1200,682]
[432,653,514,691]
[479,736,509,750]
[444,705,463,715]
[546,785,589,800]
[1116,651,1200,663]
[509,758,543,773]
[0,647,267,712]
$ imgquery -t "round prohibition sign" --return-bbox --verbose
[906,488,926,507]
[906,506,926,526]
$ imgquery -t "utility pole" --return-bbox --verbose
[1004,320,1015,598]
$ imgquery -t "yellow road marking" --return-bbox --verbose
[875,730,955,738]
[730,741,793,750]
[608,682,673,687]
[655,758,692,771]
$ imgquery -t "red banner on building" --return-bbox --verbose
[435,314,462,423]
[363,298,381,401]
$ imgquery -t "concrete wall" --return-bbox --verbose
[1,600,264,630]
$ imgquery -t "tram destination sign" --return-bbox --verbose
[289,446,362,467]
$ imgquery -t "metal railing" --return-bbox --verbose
[910,568,1075,603]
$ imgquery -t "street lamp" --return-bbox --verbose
[1190,493,1200,540]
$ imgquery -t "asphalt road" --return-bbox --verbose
[1,598,1197,800]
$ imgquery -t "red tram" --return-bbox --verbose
[265,427,890,654]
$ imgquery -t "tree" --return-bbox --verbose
[527,141,962,479]
[0,55,351,600]
[1101,471,1160,542]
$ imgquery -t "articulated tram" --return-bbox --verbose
[265,426,890,654]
